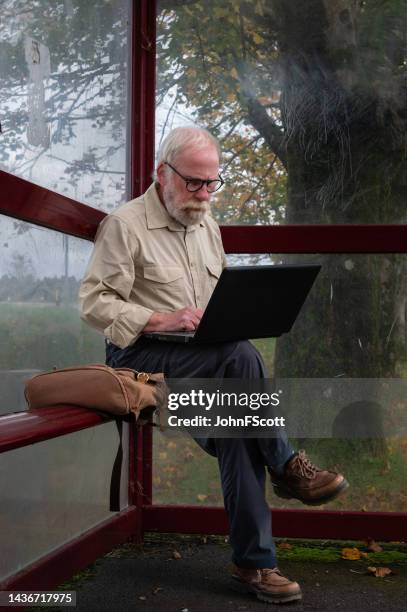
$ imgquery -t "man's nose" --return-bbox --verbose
[193,184,210,202]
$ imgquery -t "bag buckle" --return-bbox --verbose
[136,371,151,384]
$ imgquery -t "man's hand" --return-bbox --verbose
[144,306,204,332]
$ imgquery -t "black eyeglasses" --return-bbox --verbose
[164,162,224,193]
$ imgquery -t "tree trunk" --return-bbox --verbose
[270,0,407,458]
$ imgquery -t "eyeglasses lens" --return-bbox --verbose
[186,180,223,193]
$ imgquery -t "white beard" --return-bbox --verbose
[164,184,209,226]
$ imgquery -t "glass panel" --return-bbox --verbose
[156,1,407,225]
[153,430,407,512]
[0,215,105,415]
[255,253,406,379]
[0,0,130,211]
[0,421,128,582]
[224,253,407,378]
[153,429,223,506]
[153,253,407,511]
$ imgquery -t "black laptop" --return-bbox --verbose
[143,264,321,344]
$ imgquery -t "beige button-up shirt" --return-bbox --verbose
[79,183,226,348]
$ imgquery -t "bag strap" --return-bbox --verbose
[109,415,159,511]
[109,418,123,512]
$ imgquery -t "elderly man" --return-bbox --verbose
[79,126,348,605]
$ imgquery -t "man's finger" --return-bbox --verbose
[183,320,195,331]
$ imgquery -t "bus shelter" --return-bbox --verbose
[0,0,406,592]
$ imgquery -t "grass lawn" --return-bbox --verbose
[153,430,407,513]
[0,303,105,369]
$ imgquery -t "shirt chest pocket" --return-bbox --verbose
[143,265,185,306]
[205,261,222,292]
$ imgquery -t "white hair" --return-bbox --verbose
[155,127,221,177]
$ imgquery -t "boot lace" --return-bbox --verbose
[261,568,281,577]
[290,450,318,479]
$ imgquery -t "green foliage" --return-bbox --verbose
[153,431,407,512]
[0,304,105,369]
[252,337,275,372]
[158,0,407,224]
[157,0,287,224]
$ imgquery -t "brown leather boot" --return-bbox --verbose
[232,566,302,604]
[271,450,349,505]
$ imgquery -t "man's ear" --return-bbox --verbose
[156,162,166,186]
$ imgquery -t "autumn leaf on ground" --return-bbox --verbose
[367,566,394,578]
[172,550,182,560]
[342,547,361,560]
[278,542,293,550]
[196,494,208,502]
[152,587,163,595]
[364,538,383,552]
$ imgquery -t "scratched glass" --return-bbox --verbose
[0,0,129,212]
[0,421,128,582]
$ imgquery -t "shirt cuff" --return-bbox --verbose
[105,304,154,348]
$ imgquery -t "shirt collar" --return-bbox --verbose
[144,182,205,232]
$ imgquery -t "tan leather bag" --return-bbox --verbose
[24,364,167,418]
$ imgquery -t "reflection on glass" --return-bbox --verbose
[153,427,407,513]
[0,0,129,211]
[0,216,105,415]
[225,253,407,379]
[0,422,128,582]
[153,429,223,507]
[157,1,407,225]
[153,252,407,513]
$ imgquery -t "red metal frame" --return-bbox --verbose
[1,508,138,591]
[129,0,156,524]
[1,168,406,252]
[129,0,156,198]
[127,424,143,544]
[0,169,104,240]
[142,425,153,505]
[142,505,407,542]
[0,406,109,454]
[221,224,407,253]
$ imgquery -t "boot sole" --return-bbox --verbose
[232,576,302,604]
[273,478,349,506]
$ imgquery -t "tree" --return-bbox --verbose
[157,0,407,461]
[157,0,407,378]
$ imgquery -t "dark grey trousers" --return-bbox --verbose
[106,337,294,568]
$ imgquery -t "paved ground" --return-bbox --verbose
[63,535,406,612]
